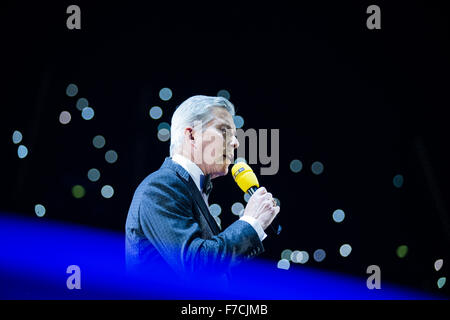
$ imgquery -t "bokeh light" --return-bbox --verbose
[332,209,345,223]
[437,277,446,289]
[290,250,302,263]
[157,122,171,131]
[434,259,443,272]
[66,83,78,97]
[87,168,101,182]
[313,249,326,262]
[105,150,118,164]
[290,159,303,173]
[101,185,114,199]
[231,202,244,216]
[209,204,222,217]
[234,158,247,164]
[277,259,290,270]
[157,128,171,142]
[298,251,309,264]
[311,161,324,175]
[76,97,89,111]
[81,107,95,120]
[72,185,86,199]
[17,145,28,159]
[93,135,106,149]
[12,130,22,144]
[233,115,244,129]
[159,87,173,101]
[217,89,230,100]
[149,106,163,120]
[339,244,352,257]
[214,216,221,228]
[244,193,251,203]
[281,249,292,261]
[396,245,408,258]
[59,111,71,125]
[34,204,46,217]
[393,174,404,188]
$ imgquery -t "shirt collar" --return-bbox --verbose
[171,154,205,193]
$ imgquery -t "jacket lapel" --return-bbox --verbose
[185,177,221,235]
[161,157,220,235]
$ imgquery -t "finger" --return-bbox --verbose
[268,207,280,224]
[267,209,279,224]
[263,200,272,209]
[257,187,267,194]
[263,193,273,201]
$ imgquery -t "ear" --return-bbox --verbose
[184,127,194,141]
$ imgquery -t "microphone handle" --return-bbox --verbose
[247,187,281,236]
[247,186,257,196]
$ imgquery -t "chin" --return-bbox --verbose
[211,165,229,179]
[222,165,229,175]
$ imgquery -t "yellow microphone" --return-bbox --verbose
[231,162,281,235]
[231,162,260,196]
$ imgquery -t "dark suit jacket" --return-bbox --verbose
[125,157,264,280]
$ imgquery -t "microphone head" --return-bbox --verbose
[231,162,259,193]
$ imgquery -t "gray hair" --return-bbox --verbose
[170,95,235,156]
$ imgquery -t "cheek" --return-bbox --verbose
[201,133,225,164]
[209,137,225,156]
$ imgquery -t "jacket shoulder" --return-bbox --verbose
[132,165,192,205]
[140,166,187,190]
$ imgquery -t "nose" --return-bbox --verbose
[230,135,239,149]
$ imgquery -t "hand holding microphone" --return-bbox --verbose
[243,187,280,230]
[231,162,281,234]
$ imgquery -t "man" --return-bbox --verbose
[125,95,280,283]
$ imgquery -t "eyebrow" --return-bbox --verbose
[216,120,232,128]
[216,122,236,134]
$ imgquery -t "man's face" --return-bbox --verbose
[193,107,239,179]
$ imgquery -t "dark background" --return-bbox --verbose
[1,1,449,296]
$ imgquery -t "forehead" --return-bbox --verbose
[210,107,235,128]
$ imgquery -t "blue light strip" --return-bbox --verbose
[0,212,443,299]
